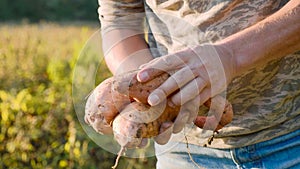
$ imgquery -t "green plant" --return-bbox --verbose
[0,23,156,169]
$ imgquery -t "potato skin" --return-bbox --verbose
[194,96,233,131]
[112,102,179,148]
[113,70,170,104]
[85,77,131,134]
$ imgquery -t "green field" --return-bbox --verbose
[0,23,156,169]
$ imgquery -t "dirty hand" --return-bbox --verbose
[138,43,236,107]
[137,43,236,144]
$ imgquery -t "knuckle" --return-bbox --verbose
[155,88,168,99]
[196,76,205,85]
[163,56,172,66]
[171,73,184,86]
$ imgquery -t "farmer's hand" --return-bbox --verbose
[138,43,236,106]
[137,43,237,144]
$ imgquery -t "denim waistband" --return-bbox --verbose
[156,128,300,169]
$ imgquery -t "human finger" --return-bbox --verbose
[147,67,198,106]
[173,96,200,133]
[138,57,160,69]
[198,87,212,106]
[186,96,201,123]
[172,111,189,134]
[207,95,226,117]
[154,122,173,145]
[200,95,226,131]
[171,76,207,106]
[137,53,186,82]
[137,138,149,148]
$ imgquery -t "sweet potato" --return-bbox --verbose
[84,77,131,134]
[113,70,170,104]
[111,70,233,148]
[194,97,233,131]
[113,101,180,148]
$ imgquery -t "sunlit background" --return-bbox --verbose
[0,0,156,168]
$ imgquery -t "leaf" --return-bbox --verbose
[6,141,15,153]
[1,102,9,122]
[59,160,68,168]
[0,90,8,101]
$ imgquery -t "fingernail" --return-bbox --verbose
[148,94,160,106]
[138,72,149,81]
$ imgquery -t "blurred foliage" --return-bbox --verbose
[0,0,98,22]
[0,23,156,169]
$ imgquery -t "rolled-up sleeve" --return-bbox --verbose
[98,0,145,33]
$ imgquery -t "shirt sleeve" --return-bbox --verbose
[98,0,145,33]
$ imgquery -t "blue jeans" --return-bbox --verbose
[155,129,300,169]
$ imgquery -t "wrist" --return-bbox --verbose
[109,50,154,75]
[102,30,154,75]
[214,42,238,82]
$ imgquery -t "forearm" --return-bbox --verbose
[102,29,153,75]
[98,0,151,75]
[218,0,300,76]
